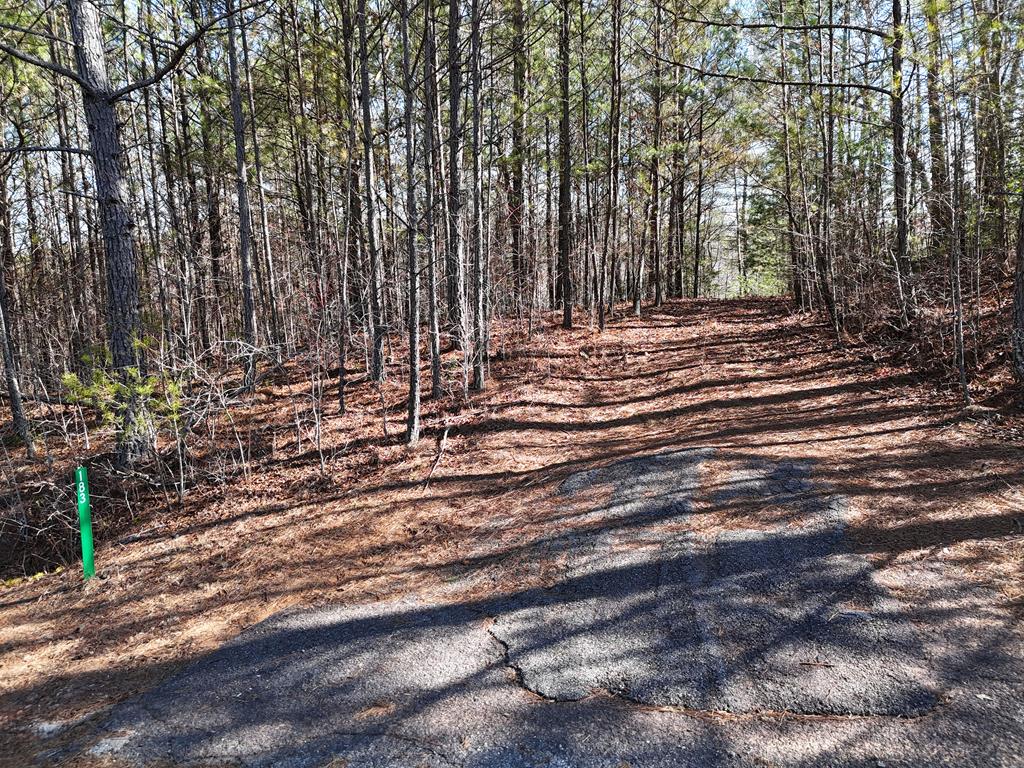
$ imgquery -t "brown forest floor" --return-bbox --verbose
[1,298,1023,765]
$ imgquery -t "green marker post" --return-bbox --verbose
[75,466,95,579]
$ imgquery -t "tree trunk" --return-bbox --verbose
[68,0,151,466]
[470,0,485,389]
[139,27,174,360]
[891,0,912,326]
[509,0,527,316]
[423,4,443,399]
[226,0,258,390]
[650,0,663,308]
[692,103,704,300]
[240,14,282,349]
[577,0,595,318]
[338,0,360,414]
[1012,193,1024,381]
[401,0,421,442]
[545,117,555,309]
[557,0,572,329]
[978,0,1007,265]
[51,37,91,366]
[924,0,950,263]
[951,136,971,403]
[446,0,467,349]
[777,0,802,308]
[598,0,621,331]
[358,0,385,382]
[0,172,32,455]
[192,0,225,348]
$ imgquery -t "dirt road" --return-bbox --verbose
[3,300,1022,766]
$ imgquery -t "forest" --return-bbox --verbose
[2,2,1024,764]
[0,0,1022,554]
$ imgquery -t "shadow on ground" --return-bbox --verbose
[69,449,1022,768]
[7,301,1023,768]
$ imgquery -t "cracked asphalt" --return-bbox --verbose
[72,451,1024,767]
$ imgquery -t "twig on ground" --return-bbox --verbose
[378,385,390,438]
[421,426,450,491]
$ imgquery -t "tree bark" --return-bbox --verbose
[226,0,258,390]
[68,0,152,465]
[338,0,360,414]
[778,0,802,308]
[470,0,486,389]
[599,0,621,330]
[692,103,704,300]
[891,0,912,326]
[358,0,385,382]
[557,0,572,329]
[1012,193,1024,381]
[401,0,421,442]
[923,0,949,263]
[423,3,443,398]
[192,0,225,348]
[446,0,467,349]
[978,0,1007,265]
[650,0,663,308]
[0,171,32,455]
[509,0,527,315]
[240,14,282,349]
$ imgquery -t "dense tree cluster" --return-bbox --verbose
[0,0,1021,462]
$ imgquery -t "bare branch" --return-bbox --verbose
[638,44,894,98]
[662,9,888,39]
[0,144,92,156]
[109,0,269,101]
[0,39,92,93]
[0,20,71,46]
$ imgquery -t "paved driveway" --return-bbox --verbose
[81,450,1024,766]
